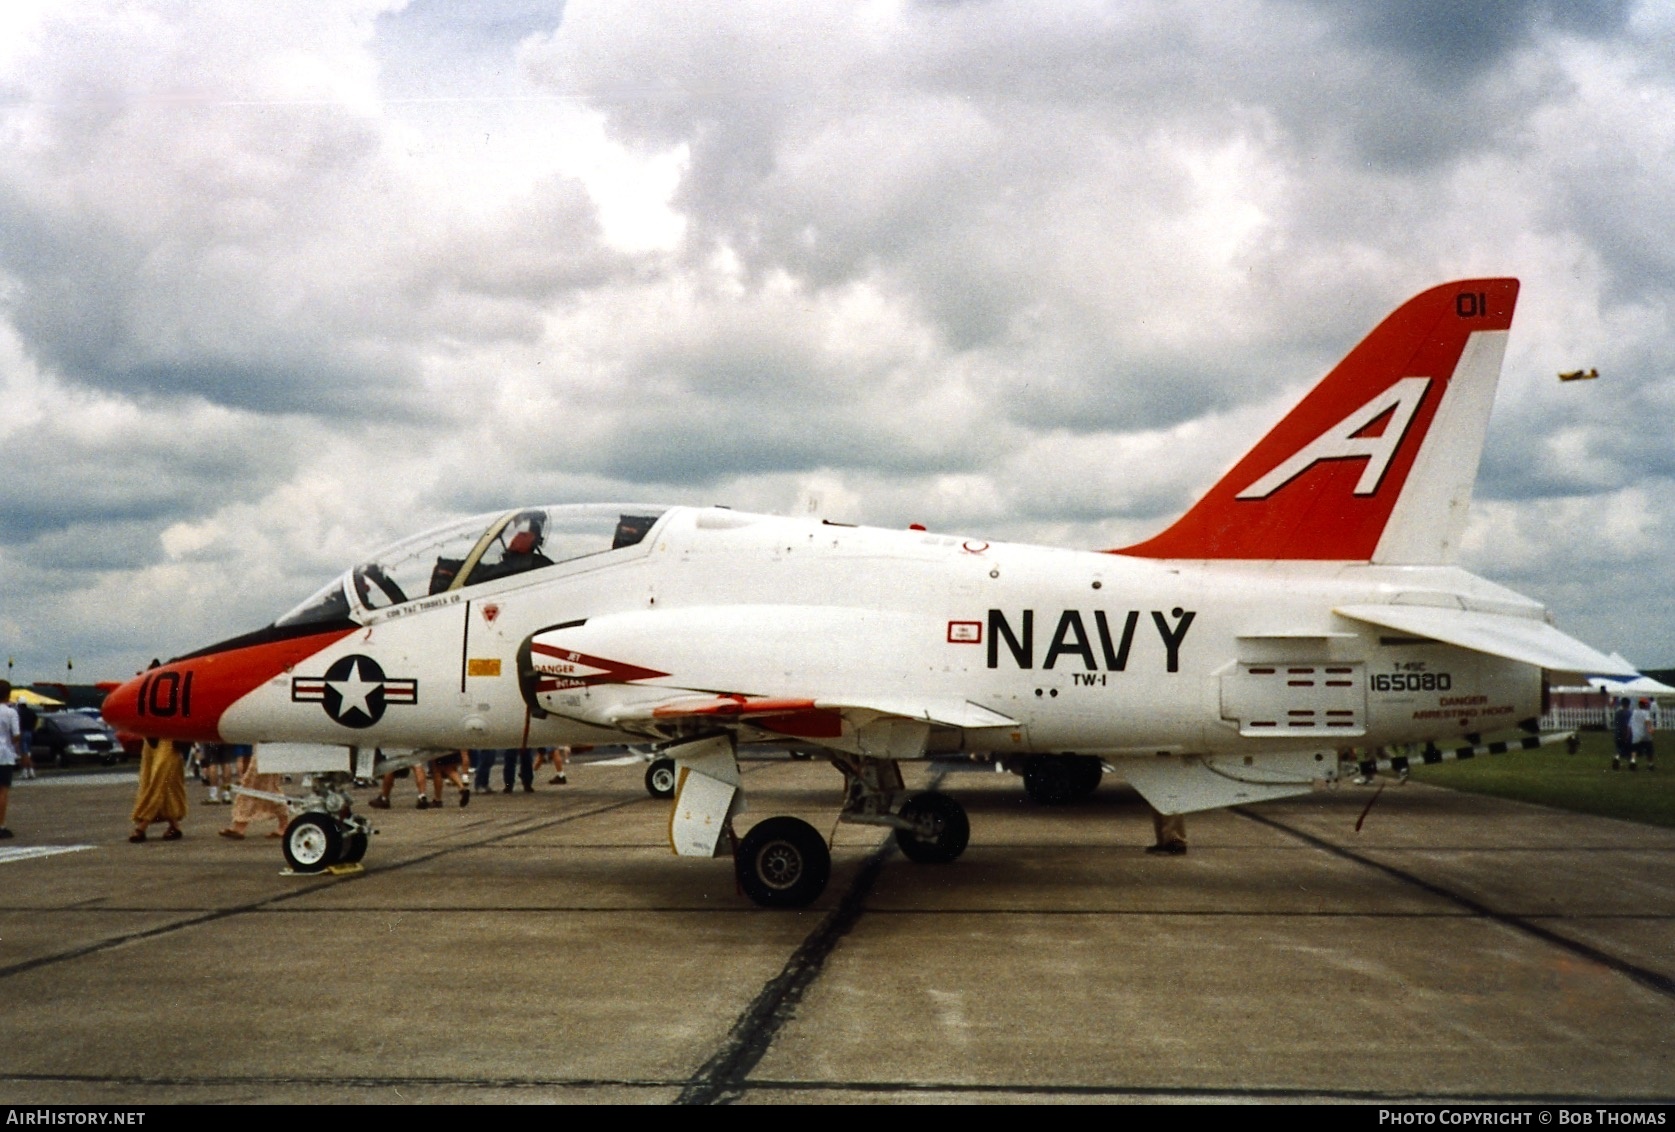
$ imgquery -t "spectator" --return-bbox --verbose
[0,680,20,838]
[1629,698,1657,772]
[131,735,188,842]
[14,698,36,780]
[1145,803,1188,856]
[218,748,289,839]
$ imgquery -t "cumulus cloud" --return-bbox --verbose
[1,0,1672,678]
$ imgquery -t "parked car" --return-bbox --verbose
[30,711,127,767]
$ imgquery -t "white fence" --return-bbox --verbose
[1541,704,1665,733]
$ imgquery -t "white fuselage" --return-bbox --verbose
[216,507,1543,759]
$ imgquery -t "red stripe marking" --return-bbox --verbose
[102,628,357,743]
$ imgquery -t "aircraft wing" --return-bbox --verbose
[813,697,1018,730]
[1333,604,1635,678]
[590,691,1018,754]
[631,693,1016,731]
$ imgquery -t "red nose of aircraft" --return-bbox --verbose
[101,626,358,743]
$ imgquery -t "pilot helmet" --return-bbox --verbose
[505,511,545,555]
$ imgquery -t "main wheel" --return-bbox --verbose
[895,791,970,863]
[282,813,343,873]
[339,829,369,864]
[735,816,831,908]
[645,757,677,799]
[1022,754,1102,805]
[1071,754,1104,796]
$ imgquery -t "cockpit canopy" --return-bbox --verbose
[276,505,668,628]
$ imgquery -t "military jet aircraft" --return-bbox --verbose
[103,277,1630,905]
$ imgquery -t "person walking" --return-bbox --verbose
[1629,698,1657,772]
[200,742,237,803]
[431,750,470,807]
[539,745,570,785]
[218,748,289,839]
[370,760,433,809]
[1612,697,1634,771]
[130,735,188,842]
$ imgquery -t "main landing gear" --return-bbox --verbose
[735,817,831,908]
[1019,753,1104,805]
[727,754,971,908]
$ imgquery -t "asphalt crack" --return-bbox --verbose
[675,770,949,1105]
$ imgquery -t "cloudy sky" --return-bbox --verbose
[2,0,1672,685]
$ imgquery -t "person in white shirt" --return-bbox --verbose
[1628,698,1657,772]
[0,680,21,838]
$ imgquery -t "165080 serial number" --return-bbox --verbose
[1371,672,1453,692]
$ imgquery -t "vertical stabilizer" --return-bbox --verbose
[1115,278,1518,563]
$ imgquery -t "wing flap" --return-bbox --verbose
[636,693,1017,730]
[821,698,1018,730]
[614,692,1018,742]
[650,695,819,720]
[1334,604,1634,677]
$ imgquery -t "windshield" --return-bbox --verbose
[49,714,109,734]
[276,505,669,626]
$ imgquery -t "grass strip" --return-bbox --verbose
[1409,730,1675,828]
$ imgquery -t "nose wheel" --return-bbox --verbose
[645,757,677,799]
[282,813,344,873]
[273,769,375,874]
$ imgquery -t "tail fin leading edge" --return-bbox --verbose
[1115,278,1519,564]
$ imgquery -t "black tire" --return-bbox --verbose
[895,791,970,863]
[735,816,831,908]
[282,813,343,873]
[645,757,677,799]
[339,830,369,864]
[99,754,118,767]
[1072,754,1104,797]
[1021,755,1102,805]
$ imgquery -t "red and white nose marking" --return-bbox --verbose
[102,627,356,742]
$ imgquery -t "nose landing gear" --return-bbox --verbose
[282,812,343,873]
[644,756,677,798]
[241,767,373,875]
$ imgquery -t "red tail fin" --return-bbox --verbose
[1115,278,1519,563]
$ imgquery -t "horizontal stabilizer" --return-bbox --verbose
[1334,604,1634,677]
[1118,751,1329,815]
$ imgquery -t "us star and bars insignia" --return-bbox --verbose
[292,654,417,729]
